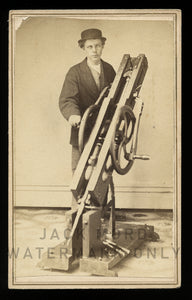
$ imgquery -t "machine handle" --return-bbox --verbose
[133,154,150,160]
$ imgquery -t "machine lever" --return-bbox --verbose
[133,155,150,160]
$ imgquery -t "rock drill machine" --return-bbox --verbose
[38,54,159,276]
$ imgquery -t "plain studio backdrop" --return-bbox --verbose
[13,16,175,208]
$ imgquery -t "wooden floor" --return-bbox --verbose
[11,208,177,286]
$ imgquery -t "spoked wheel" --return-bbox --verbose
[78,104,100,153]
[110,105,136,175]
[78,86,110,153]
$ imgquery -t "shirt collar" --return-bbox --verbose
[87,58,101,74]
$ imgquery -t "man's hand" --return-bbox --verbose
[68,115,81,128]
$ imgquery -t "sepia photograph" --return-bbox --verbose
[8,9,181,289]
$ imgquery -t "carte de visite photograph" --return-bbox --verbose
[8,9,181,289]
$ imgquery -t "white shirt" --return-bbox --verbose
[87,59,101,74]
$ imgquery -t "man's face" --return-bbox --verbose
[83,39,104,64]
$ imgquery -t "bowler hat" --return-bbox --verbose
[78,28,106,47]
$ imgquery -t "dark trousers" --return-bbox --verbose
[72,146,81,173]
[71,146,81,209]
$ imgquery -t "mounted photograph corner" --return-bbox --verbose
[8,9,181,289]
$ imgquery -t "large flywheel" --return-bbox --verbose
[110,105,136,175]
[78,86,110,153]
[78,104,100,153]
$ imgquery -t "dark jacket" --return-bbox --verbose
[59,58,116,146]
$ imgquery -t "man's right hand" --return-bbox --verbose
[68,115,81,128]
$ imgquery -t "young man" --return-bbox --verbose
[59,28,116,174]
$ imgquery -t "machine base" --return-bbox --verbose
[79,221,159,276]
[37,209,159,276]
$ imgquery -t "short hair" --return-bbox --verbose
[78,38,106,49]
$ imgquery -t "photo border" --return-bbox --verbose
[8,9,182,289]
